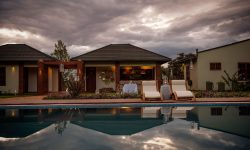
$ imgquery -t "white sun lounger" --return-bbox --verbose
[171,80,195,101]
[142,80,162,101]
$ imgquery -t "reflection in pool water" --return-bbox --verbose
[0,106,250,150]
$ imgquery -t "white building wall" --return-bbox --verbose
[0,65,19,93]
[197,40,250,90]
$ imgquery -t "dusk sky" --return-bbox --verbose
[0,0,250,58]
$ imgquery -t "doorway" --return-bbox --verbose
[86,67,96,93]
[23,67,38,93]
[48,67,59,92]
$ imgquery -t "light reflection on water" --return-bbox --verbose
[0,106,250,150]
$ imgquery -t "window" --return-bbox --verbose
[120,66,154,80]
[211,107,222,116]
[239,106,250,116]
[210,63,221,70]
[238,63,250,81]
[0,67,6,86]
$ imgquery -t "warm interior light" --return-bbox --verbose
[141,66,153,70]
[48,67,52,77]
[121,107,130,109]
[39,68,42,75]
[124,66,132,70]
[121,107,133,112]
[111,66,115,72]
[11,66,15,72]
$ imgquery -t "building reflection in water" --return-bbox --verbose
[0,106,249,138]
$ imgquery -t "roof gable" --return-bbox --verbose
[72,44,170,62]
[0,44,55,61]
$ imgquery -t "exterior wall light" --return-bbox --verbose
[11,66,15,72]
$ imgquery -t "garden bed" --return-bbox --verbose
[193,91,250,98]
[44,92,141,100]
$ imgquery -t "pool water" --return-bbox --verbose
[0,106,250,150]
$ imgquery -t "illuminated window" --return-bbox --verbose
[0,67,6,86]
[120,66,154,80]
[210,63,221,70]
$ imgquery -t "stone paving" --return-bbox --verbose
[0,96,250,105]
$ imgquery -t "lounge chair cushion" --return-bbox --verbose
[171,80,195,100]
[171,80,187,91]
[144,91,161,98]
[174,91,193,98]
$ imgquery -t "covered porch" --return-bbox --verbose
[84,62,162,94]
[36,60,84,94]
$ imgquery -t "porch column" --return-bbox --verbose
[77,60,85,91]
[155,62,162,90]
[115,62,120,91]
[58,69,62,91]
[38,61,46,94]
[18,64,24,94]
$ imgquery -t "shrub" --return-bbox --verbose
[99,88,115,93]
[193,90,250,98]
[65,79,84,98]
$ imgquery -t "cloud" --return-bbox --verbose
[0,0,250,58]
[1,119,249,150]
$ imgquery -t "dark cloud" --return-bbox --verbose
[0,0,250,58]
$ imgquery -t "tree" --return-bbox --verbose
[51,40,72,91]
[51,40,70,61]
[168,53,196,80]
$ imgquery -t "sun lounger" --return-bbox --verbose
[142,80,162,101]
[170,80,195,101]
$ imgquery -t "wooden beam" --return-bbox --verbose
[18,64,24,94]
[115,62,120,91]
[155,62,162,90]
[37,61,44,94]
[77,61,85,91]
[37,61,48,94]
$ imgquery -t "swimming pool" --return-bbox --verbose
[0,106,250,150]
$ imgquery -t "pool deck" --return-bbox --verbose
[0,96,250,108]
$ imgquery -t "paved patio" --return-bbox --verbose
[0,95,250,106]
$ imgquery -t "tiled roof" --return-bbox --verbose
[72,44,170,62]
[0,44,55,61]
[198,38,250,53]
